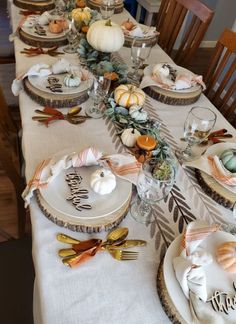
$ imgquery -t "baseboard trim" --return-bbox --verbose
[200,41,217,48]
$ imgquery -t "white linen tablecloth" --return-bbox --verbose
[9,3,236,324]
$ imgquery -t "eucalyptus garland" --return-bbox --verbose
[104,94,173,161]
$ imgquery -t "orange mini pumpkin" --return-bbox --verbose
[216,242,236,273]
[121,19,135,31]
[49,20,63,34]
[76,0,86,8]
[81,25,89,33]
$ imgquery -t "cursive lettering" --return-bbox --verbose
[207,282,236,314]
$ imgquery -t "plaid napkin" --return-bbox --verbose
[22,147,141,207]
[208,155,236,186]
[173,221,221,323]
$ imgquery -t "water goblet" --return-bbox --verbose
[85,75,111,119]
[131,39,152,83]
[52,0,65,16]
[100,0,115,19]
[63,18,79,54]
[131,158,175,224]
[176,106,217,162]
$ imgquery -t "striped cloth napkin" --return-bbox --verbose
[22,147,141,207]
[173,221,223,324]
[208,155,236,186]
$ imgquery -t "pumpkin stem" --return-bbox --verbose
[105,19,112,27]
[100,171,105,177]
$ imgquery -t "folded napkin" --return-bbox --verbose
[22,147,141,206]
[173,221,222,323]
[122,25,157,38]
[11,59,81,96]
[140,65,206,91]
[184,155,236,193]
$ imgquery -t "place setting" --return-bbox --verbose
[139,62,206,105]
[158,220,236,324]
[13,0,55,12]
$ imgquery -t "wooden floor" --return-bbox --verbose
[0,47,225,243]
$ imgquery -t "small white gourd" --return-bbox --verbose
[129,105,148,122]
[90,169,116,195]
[121,128,141,147]
[64,74,81,87]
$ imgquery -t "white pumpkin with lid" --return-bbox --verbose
[90,168,116,195]
[114,84,146,108]
[87,19,124,53]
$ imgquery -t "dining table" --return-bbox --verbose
[8,2,236,324]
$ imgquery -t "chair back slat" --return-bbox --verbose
[157,0,214,67]
[0,86,26,237]
[204,29,236,126]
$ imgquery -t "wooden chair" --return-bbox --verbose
[204,29,236,126]
[0,86,26,237]
[0,236,34,324]
[156,0,214,67]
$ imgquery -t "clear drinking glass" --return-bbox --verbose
[131,158,175,224]
[131,39,152,83]
[100,0,115,19]
[52,0,65,16]
[63,18,78,54]
[85,76,111,119]
[177,106,217,161]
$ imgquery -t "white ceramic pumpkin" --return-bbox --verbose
[121,128,141,147]
[64,75,81,87]
[87,19,124,53]
[129,105,148,122]
[90,168,116,195]
[114,84,146,108]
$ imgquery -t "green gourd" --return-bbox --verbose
[220,149,236,173]
[64,74,81,87]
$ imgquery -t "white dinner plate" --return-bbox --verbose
[39,165,132,220]
[28,72,94,96]
[143,63,201,94]
[163,231,236,324]
[21,21,65,39]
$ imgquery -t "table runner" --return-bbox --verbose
[9,3,236,324]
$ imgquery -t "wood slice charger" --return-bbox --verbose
[19,28,68,48]
[35,190,131,233]
[157,259,186,324]
[13,0,55,12]
[144,84,202,106]
[87,0,124,13]
[195,169,236,210]
[23,77,89,108]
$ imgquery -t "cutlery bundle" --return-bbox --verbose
[56,228,147,268]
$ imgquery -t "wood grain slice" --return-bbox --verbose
[23,78,89,108]
[35,190,131,233]
[13,0,54,11]
[144,85,202,105]
[124,35,158,48]
[87,0,124,13]
[195,169,236,210]
[157,259,187,324]
[19,28,68,48]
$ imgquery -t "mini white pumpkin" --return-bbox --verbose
[129,105,148,122]
[64,74,81,87]
[114,84,146,108]
[90,168,116,195]
[121,128,141,147]
[87,19,124,53]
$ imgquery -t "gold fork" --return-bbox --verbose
[107,248,138,261]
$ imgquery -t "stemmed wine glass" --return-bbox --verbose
[85,76,111,119]
[63,18,79,54]
[52,0,65,16]
[131,158,175,224]
[131,39,152,83]
[176,106,217,162]
[100,0,115,19]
